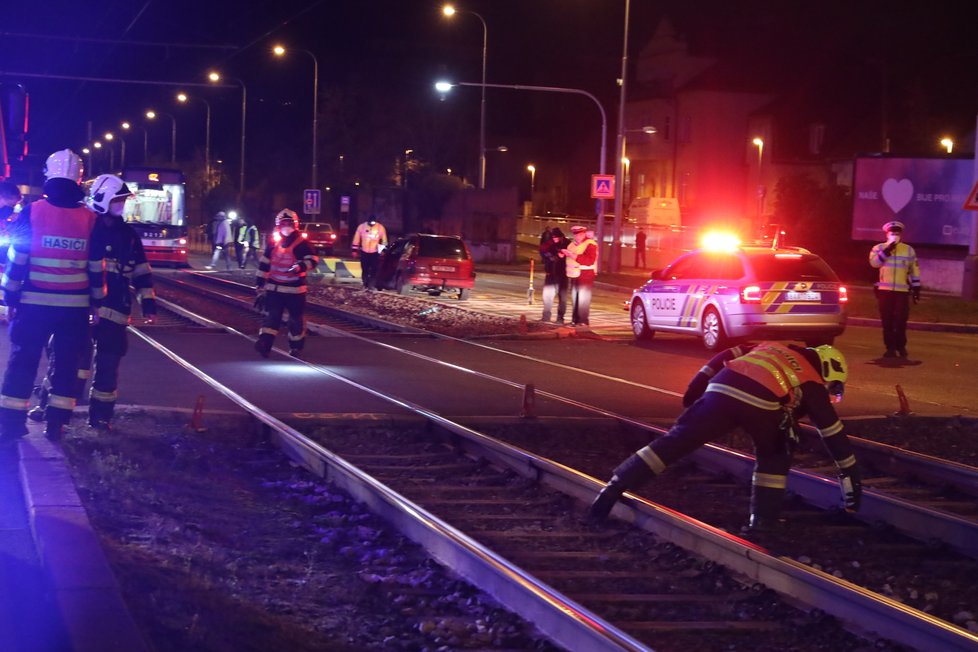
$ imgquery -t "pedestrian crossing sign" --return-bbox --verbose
[964,179,978,211]
[591,174,615,199]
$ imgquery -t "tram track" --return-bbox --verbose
[127,273,978,650]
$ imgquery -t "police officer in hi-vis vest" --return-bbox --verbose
[0,150,106,441]
[254,209,319,359]
[589,342,862,533]
[869,220,921,359]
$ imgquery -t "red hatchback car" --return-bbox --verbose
[375,234,476,300]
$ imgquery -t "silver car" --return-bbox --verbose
[629,245,848,350]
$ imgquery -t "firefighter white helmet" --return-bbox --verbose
[88,174,132,214]
[44,149,84,182]
[276,209,299,228]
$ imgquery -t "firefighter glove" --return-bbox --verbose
[287,263,302,274]
[883,242,897,256]
[838,465,862,512]
[911,287,921,303]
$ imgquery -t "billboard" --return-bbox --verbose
[851,156,974,246]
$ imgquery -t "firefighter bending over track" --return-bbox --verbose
[589,342,862,532]
[254,209,319,359]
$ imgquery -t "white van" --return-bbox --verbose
[628,196,681,227]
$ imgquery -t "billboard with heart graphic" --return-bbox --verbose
[851,156,974,246]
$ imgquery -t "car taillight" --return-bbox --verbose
[178,238,187,245]
[740,285,762,303]
[301,232,308,238]
[839,286,848,303]
[329,234,336,240]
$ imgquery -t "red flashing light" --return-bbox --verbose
[839,286,848,303]
[741,285,762,303]
[301,232,308,238]
[774,253,802,259]
[329,233,337,240]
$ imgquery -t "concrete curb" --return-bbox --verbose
[17,423,149,652]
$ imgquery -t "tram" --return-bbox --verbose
[120,166,189,266]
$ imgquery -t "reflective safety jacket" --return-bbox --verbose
[869,241,920,292]
[256,231,318,294]
[352,222,387,253]
[91,216,156,325]
[1,196,105,309]
[565,238,597,279]
[681,341,856,469]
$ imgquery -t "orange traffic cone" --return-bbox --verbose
[189,395,207,432]
[520,383,536,418]
[895,384,912,416]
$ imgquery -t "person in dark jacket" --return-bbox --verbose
[0,150,105,440]
[0,181,23,267]
[539,227,569,323]
[254,209,319,358]
[589,342,862,532]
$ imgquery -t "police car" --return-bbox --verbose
[628,233,848,350]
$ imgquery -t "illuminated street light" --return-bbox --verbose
[177,92,212,186]
[273,44,321,188]
[146,109,177,164]
[442,4,488,189]
[121,121,147,165]
[752,137,765,218]
[527,164,536,195]
[209,71,247,201]
[941,137,954,154]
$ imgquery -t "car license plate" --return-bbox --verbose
[432,265,456,272]
[786,291,821,301]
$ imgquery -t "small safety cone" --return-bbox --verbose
[189,395,207,432]
[518,314,528,335]
[520,383,536,418]
[895,384,913,417]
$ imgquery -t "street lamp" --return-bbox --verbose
[442,4,488,190]
[436,79,609,268]
[209,71,247,202]
[610,0,634,273]
[752,137,765,218]
[527,164,536,195]
[146,109,177,164]
[273,44,320,189]
[103,132,116,170]
[121,121,148,165]
[940,137,954,154]
[176,92,212,187]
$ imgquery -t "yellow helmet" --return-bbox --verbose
[810,345,847,401]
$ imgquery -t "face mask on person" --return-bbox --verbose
[887,232,901,244]
[280,226,294,237]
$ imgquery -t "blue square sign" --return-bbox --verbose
[303,189,321,215]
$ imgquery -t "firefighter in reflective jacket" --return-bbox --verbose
[83,175,156,429]
[0,150,106,441]
[254,209,319,358]
[589,342,862,532]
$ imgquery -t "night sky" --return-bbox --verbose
[4,1,976,194]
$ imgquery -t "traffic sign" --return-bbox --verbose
[340,195,350,213]
[303,189,321,215]
[964,179,978,211]
[591,174,615,199]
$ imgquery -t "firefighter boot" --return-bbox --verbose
[588,453,658,521]
[88,399,113,431]
[45,420,66,442]
[254,337,272,359]
[743,484,786,533]
[27,406,46,423]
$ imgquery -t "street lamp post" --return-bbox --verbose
[610,0,633,273]
[437,80,608,268]
[122,121,148,163]
[442,5,488,190]
[209,72,247,202]
[176,92,212,187]
[940,137,954,154]
[103,132,116,170]
[273,45,320,189]
[146,110,177,164]
[752,137,765,218]
[527,164,536,205]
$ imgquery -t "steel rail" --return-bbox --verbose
[161,277,978,559]
[135,296,978,651]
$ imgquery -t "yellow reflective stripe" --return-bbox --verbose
[48,394,76,410]
[31,257,87,268]
[29,270,89,283]
[698,365,715,378]
[636,446,667,474]
[260,327,278,336]
[21,291,90,307]
[97,306,130,324]
[836,455,857,470]
[2,277,23,291]
[737,356,791,395]
[89,259,105,272]
[137,288,156,300]
[91,287,107,300]
[77,369,92,379]
[705,384,782,410]
[105,261,121,273]
[753,472,786,489]
[0,395,30,410]
[819,420,844,437]
[90,388,118,402]
[264,283,307,294]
